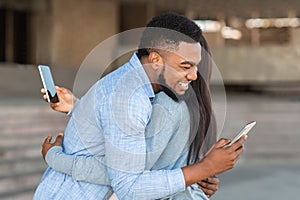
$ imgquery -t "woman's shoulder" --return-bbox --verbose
[154,92,187,111]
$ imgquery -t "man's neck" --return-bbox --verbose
[140,57,160,93]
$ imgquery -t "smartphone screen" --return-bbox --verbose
[224,121,256,147]
[38,65,59,103]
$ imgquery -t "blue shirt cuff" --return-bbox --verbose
[167,168,186,194]
[66,97,79,116]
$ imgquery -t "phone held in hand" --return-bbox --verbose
[224,121,256,148]
[38,65,59,103]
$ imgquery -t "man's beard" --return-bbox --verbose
[157,65,187,102]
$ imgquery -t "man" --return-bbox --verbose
[34,13,246,199]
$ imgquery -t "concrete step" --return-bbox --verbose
[0,103,68,199]
[0,174,42,199]
[0,190,35,200]
[0,157,46,178]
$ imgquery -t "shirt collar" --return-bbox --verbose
[129,53,155,100]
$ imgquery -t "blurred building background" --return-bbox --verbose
[0,0,300,199]
[1,0,300,86]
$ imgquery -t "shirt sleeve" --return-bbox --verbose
[100,91,186,199]
[45,146,109,185]
[66,97,80,116]
[166,150,209,200]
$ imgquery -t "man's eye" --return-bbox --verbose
[181,66,191,70]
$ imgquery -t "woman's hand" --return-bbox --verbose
[198,176,219,198]
[41,133,63,160]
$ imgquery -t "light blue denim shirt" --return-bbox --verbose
[34,54,206,200]
[45,92,209,200]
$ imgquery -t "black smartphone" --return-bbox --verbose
[38,65,59,103]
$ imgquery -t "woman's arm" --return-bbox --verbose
[42,134,109,185]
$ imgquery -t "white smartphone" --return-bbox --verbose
[224,121,256,148]
[38,65,59,103]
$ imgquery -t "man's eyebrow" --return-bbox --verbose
[180,61,198,66]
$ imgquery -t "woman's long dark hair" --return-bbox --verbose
[136,13,217,165]
[185,34,217,165]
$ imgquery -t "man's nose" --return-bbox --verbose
[186,67,198,81]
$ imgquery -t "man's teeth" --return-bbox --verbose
[179,82,188,87]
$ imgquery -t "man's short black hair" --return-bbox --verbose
[137,13,202,58]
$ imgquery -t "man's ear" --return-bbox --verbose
[148,51,161,70]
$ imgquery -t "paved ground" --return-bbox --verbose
[211,92,300,200]
[1,65,300,199]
